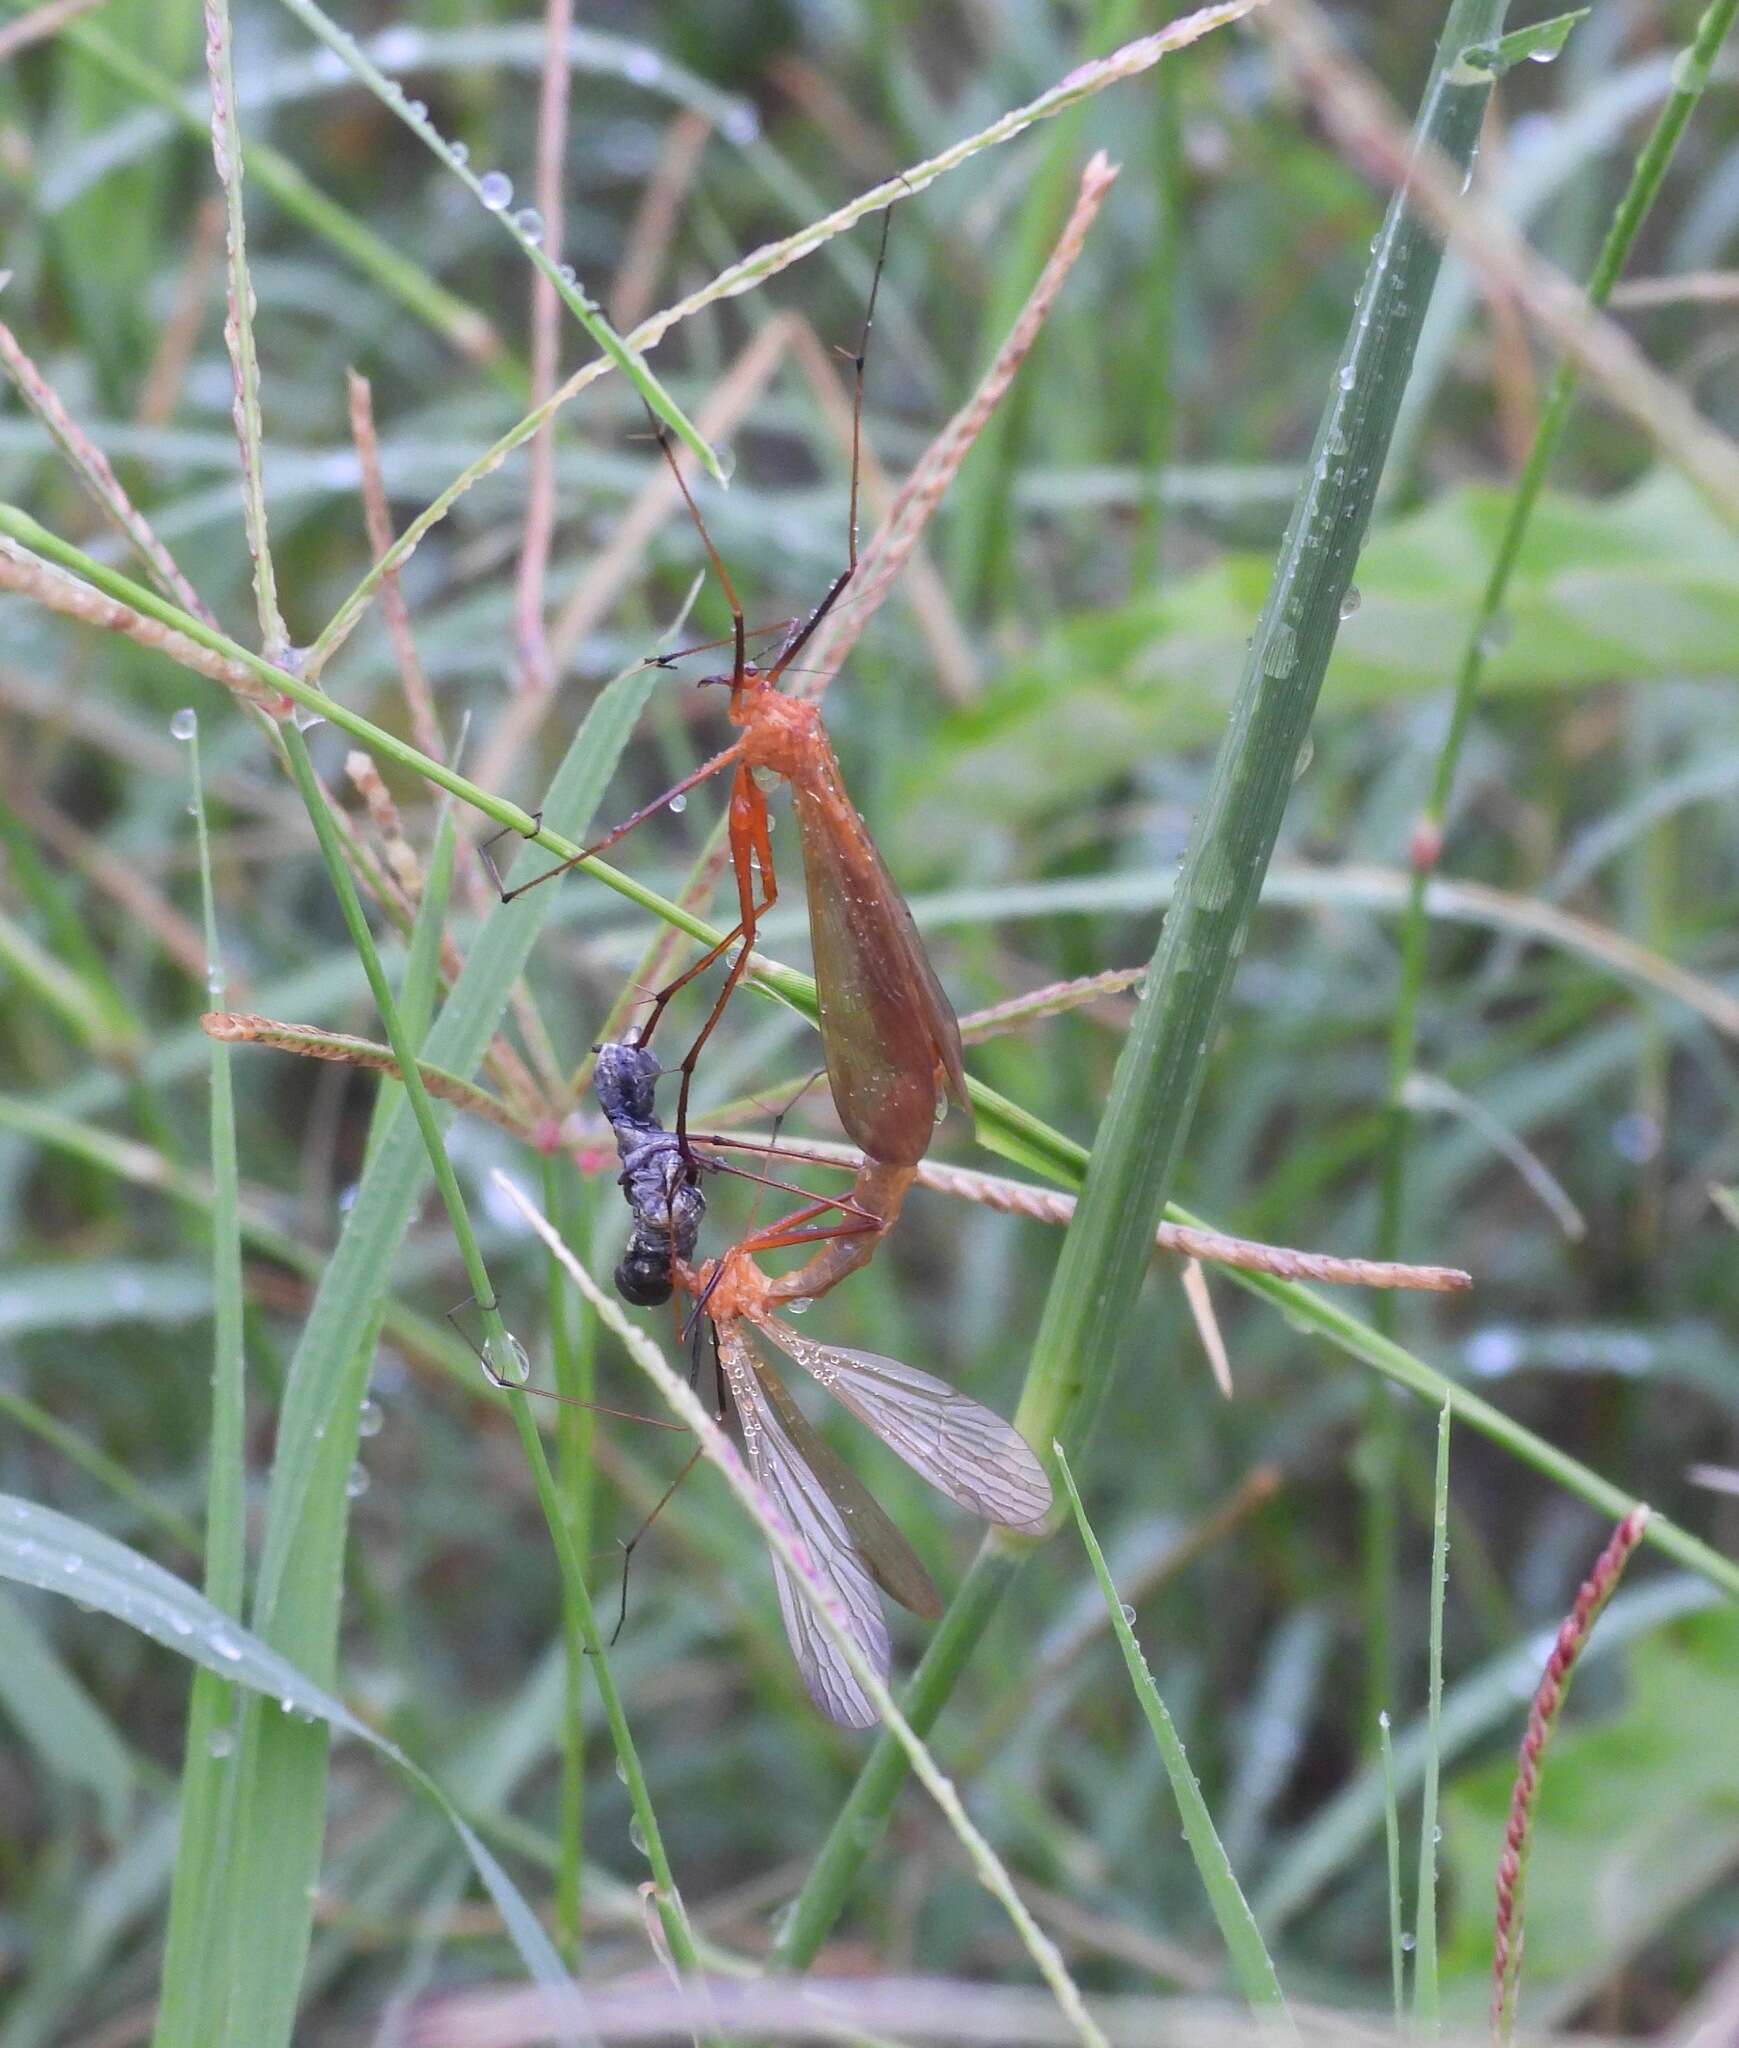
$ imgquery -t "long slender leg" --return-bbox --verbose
[481,741,742,903]
[670,776,778,1155]
[766,205,894,686]
[645,415,747,687]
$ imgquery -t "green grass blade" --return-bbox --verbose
[0,1585,134,1834]
[1379,1709,1405,2023]
[1412,1402,1452,2028]
[220,663,655,2046]
[0,1496,573,2008]
[1055,1448,1289,2016]
[776,0,1511,1966]
[156,712,251,2048]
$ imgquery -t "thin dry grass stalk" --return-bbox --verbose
[0,0,108,61]
[200,1013,532,1139]
[609,108,714,332]
[800,150,1120,695]
[346,370,443,764]
[961,968,1147,1040]
[704,1132,1473,1292]
[0,539,289,713]
[1491,1505,1653,2041]
[0,316,215,624]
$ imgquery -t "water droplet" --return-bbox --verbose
[279,1694,296,1715]
[211,1631,244,1663]
[1339,585,1361,620]
[785,1297,812,1317]
[451,140,469,166]
[407,98,427,119]
[1432,1824,1443,1842]
[1337,364,1355,391]
[1478,614,1513,654]
[1118,1602,1137,1625]
[64,1554,83,1576]
[478,170,513,212]
[614,1755,630,1785]
[345,1462,370,1499]
[208,1726,235,1759]
[171,707,198,740]
[1400,1931,1417,1953]
[1292,734,1315,783]
[514,207,545,245]
[622,47,662,86]
[667,792,687,814]
[722,105,760,146]
[483,1332,532,1385]
[291,703,327,732]
[1377,1708,1391,1730]
[628,1818,649,1856]
[357,1397,384,1438]
[1527,42,1558,62]
[206,965,227,998]
[557,262,576,285]
[1609,1112,1661,1164]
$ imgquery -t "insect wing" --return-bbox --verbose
[748,1344,943,1622]
[761,1321,1053,1531]
[716,1324,889,1728]
[792,765,971,1165]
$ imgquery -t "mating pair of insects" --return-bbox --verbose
[492,214,1052,1727]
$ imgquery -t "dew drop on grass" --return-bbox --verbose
[206,965,227,998]
[514,207,545,244]
[291,703,327,733]
[478,170,513,211]
[345,1462,370,1499]
[557,262,576,285]
[357,1397,384,1438]
[1400,1931,1417,1953]
[628,1818,649,1856]
[667,792,687,814]
[208,1725,235,1759]
[171,707,197,740]
[1118,1602,1137,1625]
[614,1755,630,1785]
[211,1631,244,1663]
[1339,585,1361,620]
[1337,363,1355,391]
[483,1332,532,1385]
[451,141,469,166]
[722,105,760,146]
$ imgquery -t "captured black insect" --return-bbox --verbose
[592,1041,707,1307]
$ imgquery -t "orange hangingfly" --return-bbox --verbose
[489,209,969,1293]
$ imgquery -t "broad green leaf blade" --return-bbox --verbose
[0,1495,573,2008]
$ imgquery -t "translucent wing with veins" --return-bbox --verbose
[715,1320,940,1728]
[757,1319,1053,1531]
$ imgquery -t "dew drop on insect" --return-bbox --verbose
[1339,585,1361,620]
[208,1725,235,1759]
[933,1097,948,1124]
[451,140,469,166]
[291,703,327,732]
[357,1397,384,1438]
[785,1297,812,1317]
[345,1462,370,1499]
[667,792,687,814]
[1337,363,1355,391]
[514,207,545,244]
[483,1332,532,1385]
[171,707,198,740]
[478,170,513,211]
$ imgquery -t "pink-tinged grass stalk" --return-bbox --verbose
[1491,1504,1652,2041]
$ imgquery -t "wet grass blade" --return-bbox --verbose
[775,0,1513,1968]
[1056,1449,1289,2017]
[1412,1401,1451,2028]
[155,712,249,2048]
